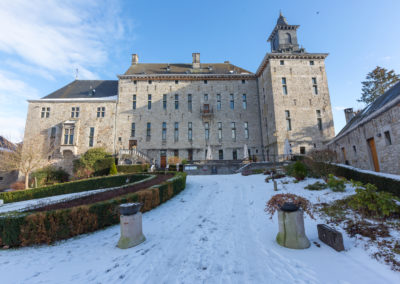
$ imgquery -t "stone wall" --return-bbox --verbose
[327,104,400,175]
[115,78,263,165]
[257,56,335,160]
[23,100,117,173]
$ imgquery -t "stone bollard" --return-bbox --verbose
[273,180,278,191]
[276,202,310,249]
[117,203,146,249]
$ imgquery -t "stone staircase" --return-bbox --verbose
[118,149,152,165]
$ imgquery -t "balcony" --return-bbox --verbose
[200,104,214,119]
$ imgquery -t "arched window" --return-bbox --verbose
[283,33,292,44]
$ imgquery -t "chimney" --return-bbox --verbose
[132,54,139,65]
[192,53,200,69]
[344,108,355,124]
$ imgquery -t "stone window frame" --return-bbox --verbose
[148,94,152,110]
[241,79,246,84]
[174,122,179,142]
[312,77,318,95]
[216,94,221,110]
[63,127,74,145]
[242,94,247,110]
[188,94,192,112]
[204,80,208,84]
[97,107,105,118]
[163,94,167,110]
[316,110,322,131]
[175,94,179,110]
[230,94,235,110]
[282,78,288,95]
[310,60,314,66]
[384,130,392,145]
[41,107,50,118]
[71,106,80,118]
[146,122,151,138]
[285,110,292,131]
[244,122,249,139]
[175,80,179,85]
[133,94,137,110]
[205,122,210,140]
[89,127,95,147]
[188,122,193,141]
[280,60,284,65]
[162,122,167,141]
[231,122,236,140]
[204,94,208,101]
[218,122,222,141]
[131,123,135,137]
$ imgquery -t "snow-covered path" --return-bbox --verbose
[0,174,399,284]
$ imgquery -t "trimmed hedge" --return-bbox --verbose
[0,174,148,204]
[117,164,150,173]
[331,164,400,198]
[0,172,187,247]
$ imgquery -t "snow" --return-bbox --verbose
[0,175,155,214]
[334,163,400,181]
[31,96,118,102]
[0,174,399,283]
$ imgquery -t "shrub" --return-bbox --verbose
[331,164,400,198]
[285,161,308,181]
[168,156,181,164]
[265,193,314,219]
[117,164,150,173]
[181,159,188,165]
[304,181,328,191]
[109,162,118,175]
[10,182,25,190]
[0,174,148,204]
[327,174,346,192]
[0,172,187,247]
[31,166,69,187]
[73,148,113,178]
[303,149,336,179]
[252,169,264,174]
[348,183,400,218]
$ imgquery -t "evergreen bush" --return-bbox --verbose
[0,172,187,247]
[327,174,346,192]
[0,174,148,204]
[285,161,308,181]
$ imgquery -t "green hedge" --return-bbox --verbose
[331,164,400,198]
[0,172,187,247]
[0,174,149,204]
[117,164,150,173]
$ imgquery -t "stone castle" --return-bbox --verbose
[23,14,335,172]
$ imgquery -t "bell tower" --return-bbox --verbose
[267,12,302,53]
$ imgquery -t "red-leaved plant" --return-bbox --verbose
[265,193,314,219]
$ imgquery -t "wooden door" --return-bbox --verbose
[129,140,137,149]
[188,149,193,161]
[367,138,380,172]
[160,156,166,168]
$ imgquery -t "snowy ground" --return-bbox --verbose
[0,174,399,284]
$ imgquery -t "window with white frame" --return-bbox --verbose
[97,107,105,117]
[71,107,80,118]
[41,107,50,118]
[231,122,236,140]
[242,94,247,110]
[205,122,209,140]
[188,122,193,141]
[244,122,249,139]
[218,122,222,140]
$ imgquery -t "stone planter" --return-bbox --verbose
[276,203,310,249]
[119,203,142,216]
[117,203,145,249]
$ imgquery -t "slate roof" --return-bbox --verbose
[41,80,118,99]
[0,136,16,151]
[336,81,400,137]
[124,63,253,76]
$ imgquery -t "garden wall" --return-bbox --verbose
[0,172,187,247]
[331,164,400,197]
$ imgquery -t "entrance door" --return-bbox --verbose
[188,149,193,161]
[160,150,167,168]
[367,138,380,172]
[129,140,137,150]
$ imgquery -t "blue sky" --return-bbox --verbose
[1,0,399,142]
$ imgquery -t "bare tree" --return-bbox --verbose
[0,139,50,189]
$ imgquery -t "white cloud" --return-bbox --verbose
[0,71,40,101]
[0,0,128,79]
